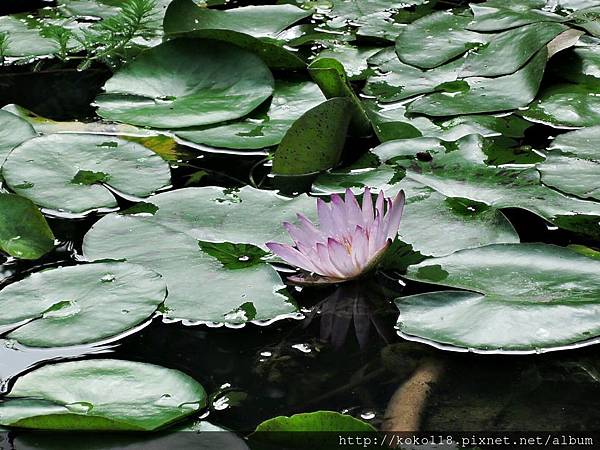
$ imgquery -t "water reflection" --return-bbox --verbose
[303,280,399,349]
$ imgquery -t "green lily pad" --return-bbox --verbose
[0,359,206,430]
[0,110,36,164]
[381,134,600,238]
[313,165,519,257]
[255,411,376,432]
[395,11,488,69]
[96,38,274,129]
[460,22,567,77]
[408,48,548,116]
[163,0,310,38]
[0,262,166,347]
[467,0,565,32]
[537,126,600,200]
[522,83,600,127]
[175,81,325,150]
[0,194,54,260]
[364,48,462,103]
[554,45,600,86]
[83,187,315,324]
[399,243,600,352]
[0,16,58,58]
[272,98,352,175]
[313,45,382,81]
[2,134,171,215]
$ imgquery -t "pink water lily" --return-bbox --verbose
[267,188,405,284]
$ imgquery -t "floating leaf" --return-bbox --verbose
[380,134,600,238]
[0,262,166,347]
[96,38,275,128]
[197,241,268,270]
[175,81,324,150]
[313,45,382,81]
[0,110,36,164]
[399,243,600,352]
[521,83,600,127]
[395,11,488,69]
[408,49,548,116]
[0,16,57,58]
[163,0,310,38]
[538,126,600,201]
[467,0,565,32]
[272,98,353,175]
[0,194,54,260]
[0,359,205,430]
[83,187,314,324]
[2,134,171,215]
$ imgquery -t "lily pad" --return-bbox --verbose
[163,0,311,38]
[380,134,600,238]
[408,48,548,116]
[395,11,488,69]
[0,16,57,58]
[0,262,166,347]
[272,98,352,175]
[0,110,36,164]
[538,126,600,200]
[399,243,600,352]
[2,134,171,215]
[175,81,325,150]
[522,83,600,127]
[83,187,315,324]
[364,48,462,103]
[460,22,567,77]
[554,45,600,86]
[467,0,565,32]
[0,359,206,430]
[96,38,275,128]
[0,194,54,260]
[313,166,519,257]
[313,45,382,81]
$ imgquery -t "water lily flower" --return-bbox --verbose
[267,188,405,284]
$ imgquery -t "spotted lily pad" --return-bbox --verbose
[0,359,206,430]
[399,243,600,352]
[0,194,54,260]
[0,262,166,347]
[175,81,325,150]
[2,134,171,215]
[96,38,274,128]
[83,187,316,325]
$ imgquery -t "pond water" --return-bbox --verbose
[2,0,600,446]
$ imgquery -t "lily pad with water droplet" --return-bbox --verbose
[83,187,316,325]
[2,134,171,215]
[0,262,166,347]
[175,81,325,150]
[398,243,600,352]
[0,359,206,430]
[466,0,566,32]
[0,193,54,260]
[95,38,275,128]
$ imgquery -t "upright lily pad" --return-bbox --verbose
[313,45,382,81]
[408,49,548,116]
[2,134,171,215]
[399,243,600,352]
[376,134,600,238]
[395,11,488,69]
[175,81,325,150]
[83,187,316,325]
[467,0,565,31]
[0,110,36,164]
[272,98,353,175]
[0,262,166,347]
[163,0,310,38]
[0,359,206,430]
[538,126,600,200]
[522,83,600,127]
[0,194,54,260]
[255,411,375,432]
[96,38,274,128]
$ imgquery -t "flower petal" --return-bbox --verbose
[327,237,356,278]
[351,225,369,272]
[266,242,317,273]
[385,190,405,240]
[344,188,364,228]
[361,187,374,225]
[317,198,335,235]
[316,242,345,278]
